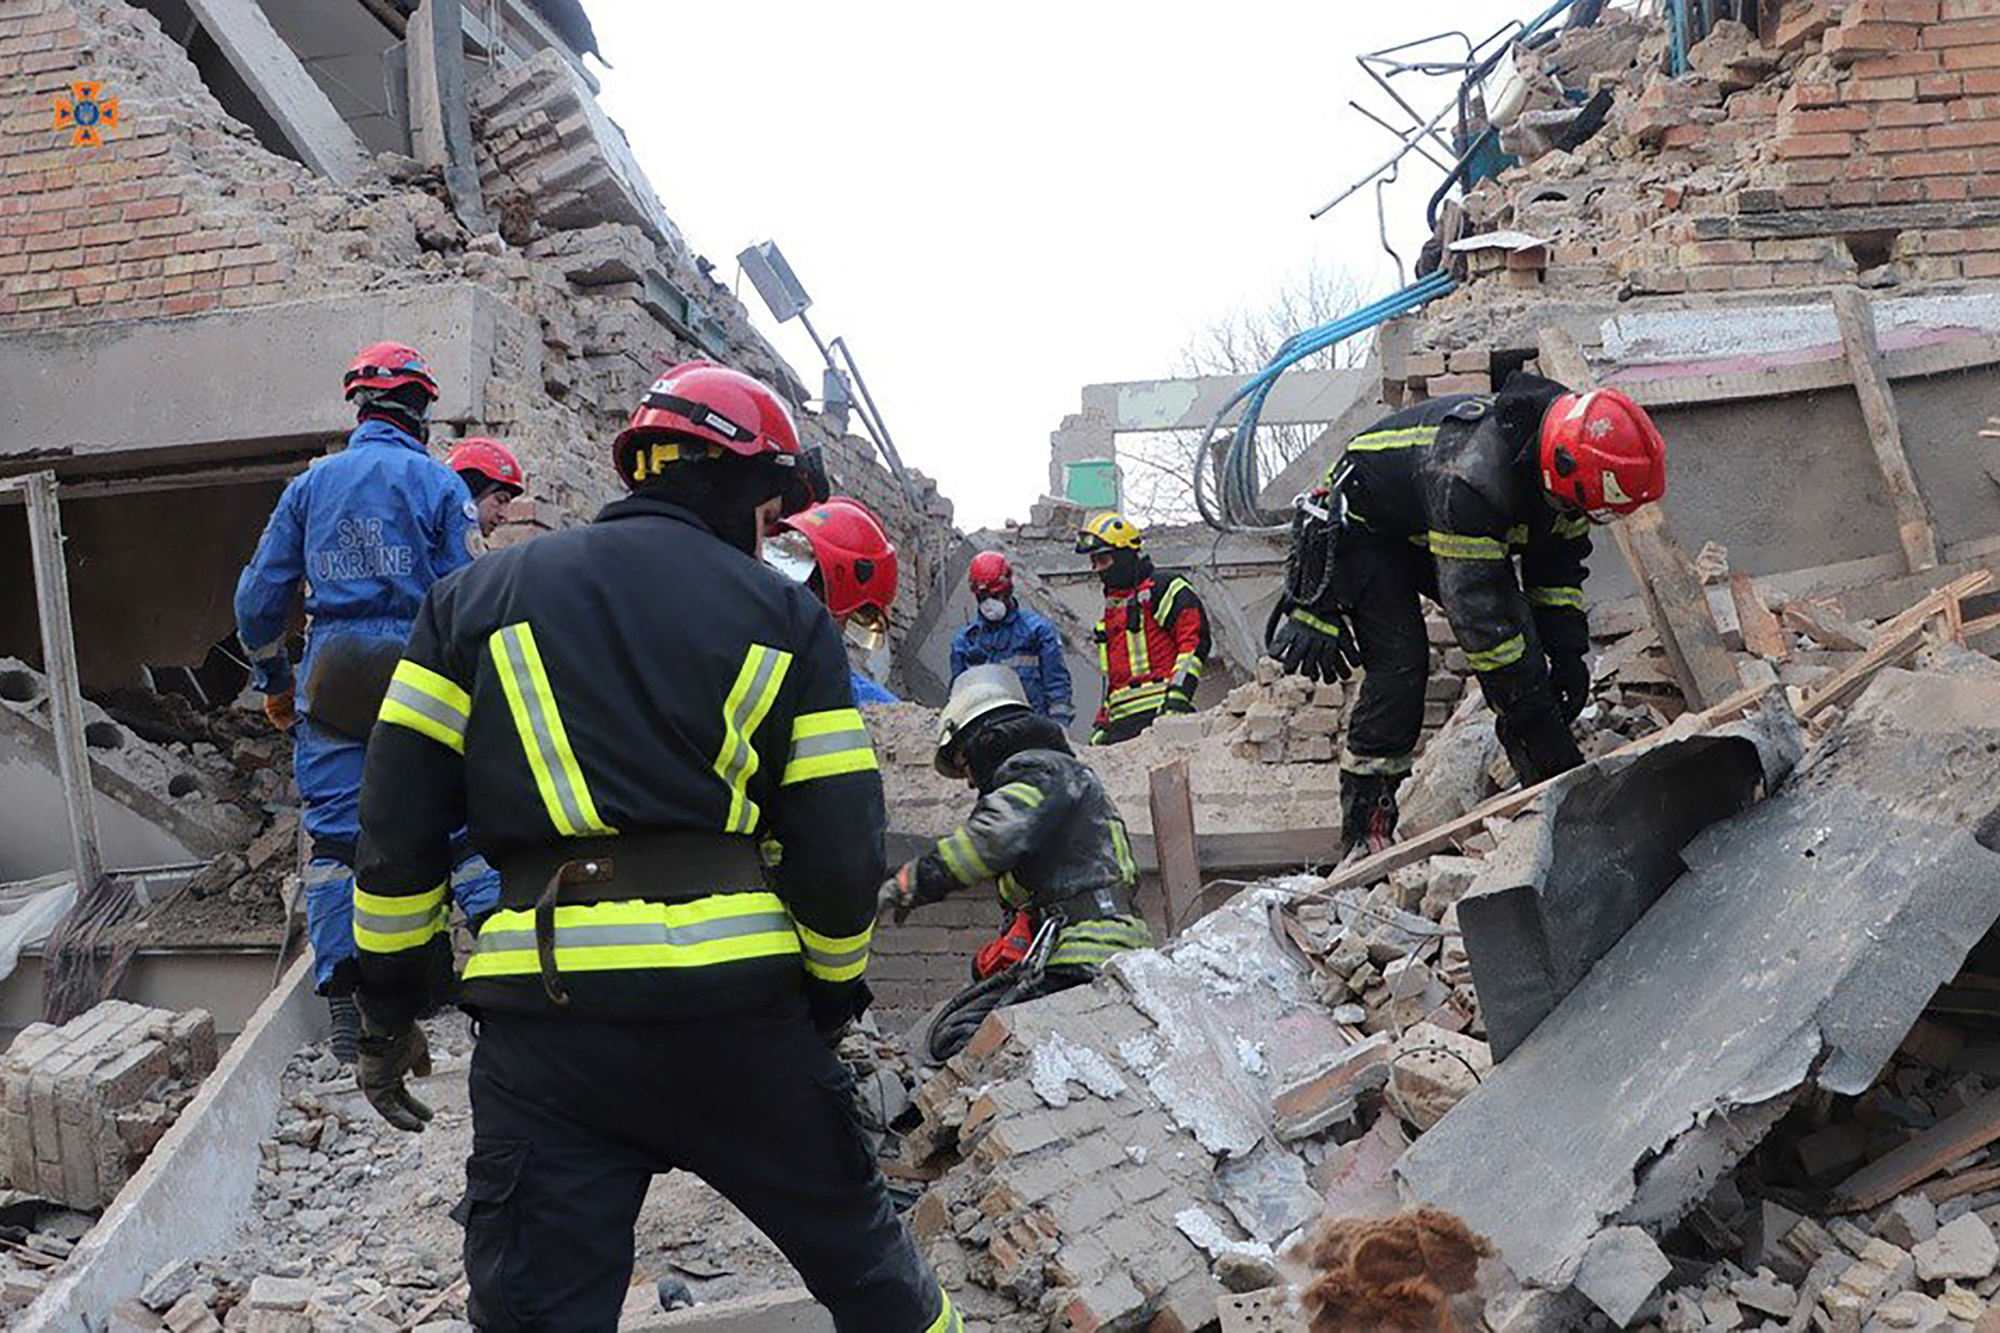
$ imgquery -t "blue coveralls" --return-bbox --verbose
[234,417,500,991]
[850,667,899,705]
[949,604,1075,723]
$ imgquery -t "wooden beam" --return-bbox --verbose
[1831,287,1939,573]
[1781,598,1873,652]
[1538,328,1741,708]
[181,0,372,186]
[1798,570,1992,720]
[1730,573,1788,661]
[1147,759,1202,936]
[14,473,104,900]
[406,0,490,233]
[1834,1086,2000,1211]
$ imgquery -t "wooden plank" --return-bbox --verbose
[1147,759,1202,937]
[1831,287,1939,573]
[406,0,489,232]
[1304,687,1765,900]
[19,473,103,901]
[1609,332,2000,411]
[1730,573,1788,661]
[1781,598,1873,651]
[1539,328,1740,708]
[182,0,372,186]
[1834,1085,2000,1211]
[1921,1163,2000,1206]
[1727,199,2000,240]
[1798,571,1992,720]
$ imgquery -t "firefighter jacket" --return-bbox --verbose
[234,418,478,697]
[950,605,1075,723]
[1091,559,1209,737]
[909,748,1151,971]
[1320,380,1591,695]
[351,494,885,1030]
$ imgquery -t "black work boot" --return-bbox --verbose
[1339,770,1402,856]
[327,993,360,1065]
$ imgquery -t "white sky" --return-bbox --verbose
[591,2,1505,529]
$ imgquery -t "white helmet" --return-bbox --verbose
[935,665,1030,776]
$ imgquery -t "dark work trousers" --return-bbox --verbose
[1336,533,1439,771]
[458,1001,954,1332]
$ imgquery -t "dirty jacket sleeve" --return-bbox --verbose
[1034,615,1076,722]
[1420,418,1548,693]
[428,469,478,580]
[1520,515,1593,664]
[233,475,309,692]
[912,752,1079,902]
[766,603,889,1028]
[352,577,471,1028]
[949,625,974,682]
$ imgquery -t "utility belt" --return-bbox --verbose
[483,831,772,1007]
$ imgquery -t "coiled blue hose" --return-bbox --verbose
[1194,269,1458,532]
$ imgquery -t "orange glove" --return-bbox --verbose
[263,688,297,732]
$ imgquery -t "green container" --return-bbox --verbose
[1064,459,1120,509]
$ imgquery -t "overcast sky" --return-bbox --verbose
[591,1,1503,529]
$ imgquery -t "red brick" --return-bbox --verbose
[1918,72,1965,96]
[1828,21,1923,60]
[162,293,217,316]
[1974,173,2000,196]
[1893,148,1980,173]
[1943,42,2000,67]
[1788,105,1873,132]
[1850,75,1921,99]
[1777,131,1855,157]
[1877,177,1927,202]
[1945,0,2000,16]
[1966,252,2000,275]
[118,197,179,223]
[1965,68,2000,90]
[1853,0,1941,17]
[1829,180,1881,206]
[1876,99,1949,124]
[1925,174,1973,198]
[1780,184,1834,207]
[1927,16,2000,43]
[1864,125,1931,151]
[1849,49,1944,76]
[1929,119,2000,146]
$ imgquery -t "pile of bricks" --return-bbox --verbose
[1216,626,1470,764]
[1,999,217,1209]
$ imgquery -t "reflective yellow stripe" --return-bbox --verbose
[922,1289,961,1333]
[1505,523,1530,547]
[1553,513,1591,540]
[1108,818,1137,883]
[797,920,872,982]
[1126,620,1150,678]
[462,893,801,978]
[1291,609,1343,637]
[1346,425,1438,452]
[937,828,993,885]
[994,781,1044,809]
[713,645,794,834]
[353,882,446,953]
[1527,585,1585,609]
[1340,748,1415,776]
[1465,634,1527,671]
[378,660,470,752]
[781,707,878,785]
[492,623,615,838]
[1427,531,1509,560]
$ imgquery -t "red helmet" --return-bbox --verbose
[778,497,899,620]
[343,342,438,400]
[968,551,1013,599]
[613,361,801,488]
[447,438,525,494]
[1539,388,1666,517]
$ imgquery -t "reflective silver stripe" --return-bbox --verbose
[383,677,468,737]
[497,626,588,836]
[472,912,796,956]
[353,904,440,934]
[802,941,868,972]
[787,730,870,763]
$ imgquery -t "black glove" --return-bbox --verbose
[356,1016,435,1133]
[877,861,919,925]
[1548,653,1590,723]
[1267,602,1360,683]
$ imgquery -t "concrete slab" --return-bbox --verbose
[19,955,325,1329]
[0,285,517,478]
[1399,670,2000,1306]
[623,1288,833,1331]
[1460,692,1804,1060]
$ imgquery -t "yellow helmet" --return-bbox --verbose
[1075,511,1143,555]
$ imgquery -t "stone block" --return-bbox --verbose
[1060,1270,1149,1330]
[92,1039,171,1106]
[1270,1033,1392,1141]
[1574,1226,1671,1326]
[1915,1213,1999,1282]
[246,1275,313,1312]
[1386,1024,1491,1132]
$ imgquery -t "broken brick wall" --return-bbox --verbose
[0,0,958,679]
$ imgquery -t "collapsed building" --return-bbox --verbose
[5,0,2000,1331]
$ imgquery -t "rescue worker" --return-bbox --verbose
[1266,377,1667,853]
[234,342,498,1058]
[769,495,901,704]
[1074,512,1211,744]
[448,437,526,540]
[349,361,957,1332]
[948,551,1075,726]
[880,666,1151,1061]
